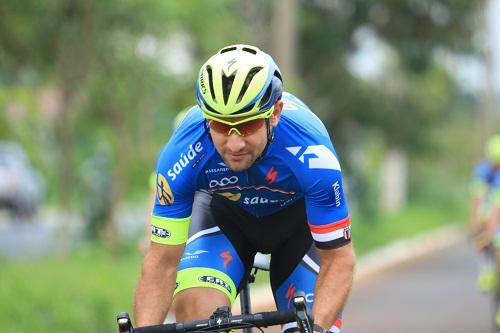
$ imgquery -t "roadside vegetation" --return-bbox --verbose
[0,198,467,333]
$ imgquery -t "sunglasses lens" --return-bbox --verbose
[209,120,231,134]
[209,119,265,136]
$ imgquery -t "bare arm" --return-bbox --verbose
[489,201,500,236]
[469,193,484,232]
[134,242,185,326]
[312,242,356,330]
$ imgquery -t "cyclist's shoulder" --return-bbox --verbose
[281,92,317,121]
[276,92,333,148]
[156,107,213,177]
[272,99,341,175]
[472,160,500,187]
[174,105,204,129]
[474,160,495,179]
[281,92,311,110]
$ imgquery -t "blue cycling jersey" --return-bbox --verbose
[152,92,350,247]
[473,160,500,202]
[474,161,500,187]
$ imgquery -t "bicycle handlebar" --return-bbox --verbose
[118,292,313,333]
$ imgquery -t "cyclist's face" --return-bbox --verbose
[211,100,283,172]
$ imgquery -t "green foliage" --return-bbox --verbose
[0,0,487,230]
[0,201,466,332]
[0,243,141,333]
[0,0,253,218]
[352,199,467,256]
[300,0,483,151]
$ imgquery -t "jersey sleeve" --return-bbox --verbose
[492,172,500,204]
[279,95,351,249]
[301,146,350,249]
[151,116,206,245]
[470,161,490,197]
[284,138,350,249]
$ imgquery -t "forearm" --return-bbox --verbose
[312,243,355,329]
[134,245,182,326]
[489,206,500,233]
[470,199,481,226]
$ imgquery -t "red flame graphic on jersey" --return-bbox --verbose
[285,283,296,309]
[265,167,278,184]
[220,250,233,269]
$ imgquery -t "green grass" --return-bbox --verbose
[352,200,466,257]
[0,244,142,333]
[0,200,466,332]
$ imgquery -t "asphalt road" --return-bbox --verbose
[342,240,494,333]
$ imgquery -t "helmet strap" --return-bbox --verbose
[255,118,274,163]
[204,119,213,142]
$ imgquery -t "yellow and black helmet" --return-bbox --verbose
[486,134,500,165]
[196,44,282,124]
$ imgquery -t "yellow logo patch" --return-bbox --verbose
[156,173,174,205]
[218,192,241,202]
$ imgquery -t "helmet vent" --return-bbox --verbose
[237,66,263,103]
[258,84,273,109]
[222,73,236,105]
[233,102,256,115]
[220,46,237,54]
[203,101,218,114]
[206,66,216,102]
[242,47,257,55]
[273,70,282,82]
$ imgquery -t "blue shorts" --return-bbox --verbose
[174,191,343,331]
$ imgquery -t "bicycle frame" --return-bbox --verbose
[117,253,315,333]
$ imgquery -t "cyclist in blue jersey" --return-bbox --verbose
[139,108,191,255]
[470,134,500,295]
[133,44,355,333]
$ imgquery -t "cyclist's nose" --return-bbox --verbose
[226,132,246,152]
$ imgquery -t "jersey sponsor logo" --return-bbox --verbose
[225,58,237,74]
[265,166,278,184]
[285,283,296,309]
[218,192,241,201]
[191,152,207,169]
[286,145,341,170]
[199,75,207,94]
[151,226,171,238]
[343,226,351,240]
[156,173,174,205]
[181,250,209,261]
[332,181,341,207]
[209,176,239,188]
[205,162,230,174]
[220,250,234,269]
[199,275,232,293]
[243,196,281,205]
[167,142,203,181]
[279,197,297,208]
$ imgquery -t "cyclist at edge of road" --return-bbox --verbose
[469,134,500,298]
[133,44,356,333]
[138,108,190,256]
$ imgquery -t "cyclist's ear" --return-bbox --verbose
[270,100,284,127]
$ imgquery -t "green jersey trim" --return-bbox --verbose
[151,215,191,245]
[174,267,237,303]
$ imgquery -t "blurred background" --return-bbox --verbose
[0,0,497,332]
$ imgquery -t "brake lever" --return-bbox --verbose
[293,292,314,333]
[117,312,133,333]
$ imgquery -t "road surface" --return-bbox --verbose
[342,240,493,333]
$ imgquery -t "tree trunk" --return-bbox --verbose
[379,148,408,213]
